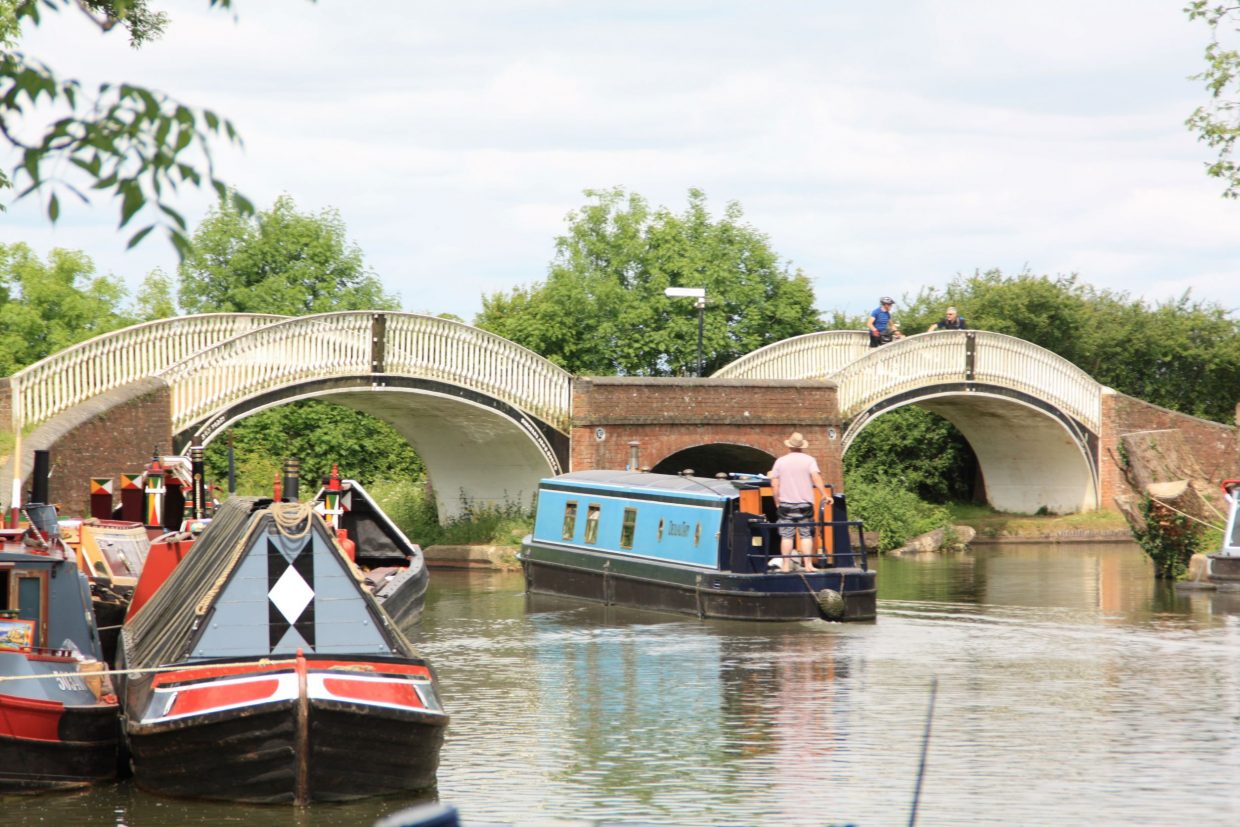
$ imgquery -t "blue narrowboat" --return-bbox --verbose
[518,470,877,622]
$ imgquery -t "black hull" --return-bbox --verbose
[374,564,430,632]
[0,704,119,794]
[520,546,876,622]
[127,699,445,803]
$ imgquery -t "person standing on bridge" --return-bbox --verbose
[927,306,967,332]
[768,432,830,573]
[868,297,895,347]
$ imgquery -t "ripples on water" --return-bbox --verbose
[4,543,1239,826]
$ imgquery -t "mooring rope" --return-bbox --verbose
[0,656,299,685]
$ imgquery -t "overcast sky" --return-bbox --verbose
[5,0,1239,322]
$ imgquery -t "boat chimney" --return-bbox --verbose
[627,441,640,471]
[190,441,207,519]
[30,449,51,505]
[143,449,165,530]
[283,457,301,502]
[273,471,283,503]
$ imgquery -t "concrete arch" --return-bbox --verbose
[843,384,1099,513]
[176,376,568,522]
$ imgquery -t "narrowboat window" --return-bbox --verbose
[657,518,664,542]
[562,501,578,541]
[620,508,638,549]
[694,523,701,545]
[584,504,601,545]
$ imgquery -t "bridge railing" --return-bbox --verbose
[382,314,574,431]
[160,312,575,435]
[833,330,1102,432]
[8,314,288,431]
[712,330,872,379]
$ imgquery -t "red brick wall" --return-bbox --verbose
[39,386,173,518]
[570,377,844,486]
[1099,390,1239,509]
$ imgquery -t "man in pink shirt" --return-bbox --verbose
[767,432,830,572]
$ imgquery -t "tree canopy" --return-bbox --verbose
[1187,3,1240,197]
[1,0,250,251]
[177,194,399,315]
[0,241,133,374]
[475,187,821,376]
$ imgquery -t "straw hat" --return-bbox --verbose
[784,432,809,449]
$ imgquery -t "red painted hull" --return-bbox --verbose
[0,694,119,793]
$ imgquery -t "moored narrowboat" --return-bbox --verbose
[0,505,119,794]
[1208,479,1240,587]
[518,470,876,622]
[117,497,447,804]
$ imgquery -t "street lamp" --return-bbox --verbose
[664,287,706,377]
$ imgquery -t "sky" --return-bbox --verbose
[5,0,1240,323]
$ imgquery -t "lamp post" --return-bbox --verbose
[664,286,706,377]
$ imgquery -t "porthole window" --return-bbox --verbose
[620,508,637,549]
[584,504,601,545]
[562,501,578,541]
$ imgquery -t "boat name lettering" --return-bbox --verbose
[56,675,88,692]
[667,521,691,537]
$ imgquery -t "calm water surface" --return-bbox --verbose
[5,542,1239,826]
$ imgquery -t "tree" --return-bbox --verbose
[476,187,821,376]
[1186,3,1240,197]
[177,194,400,315]
[133,267,176,319]
[2,1,251,251]
[0,241,132,374]
[203,401,424,497]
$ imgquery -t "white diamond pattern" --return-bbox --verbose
[269,564,314,624]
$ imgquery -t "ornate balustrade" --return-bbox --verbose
[8,314,286,431]
[713,330,872,379]
[159,312,574,435]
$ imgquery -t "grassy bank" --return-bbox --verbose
[947,503,1131,541]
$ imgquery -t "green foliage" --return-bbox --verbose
[844,406,975,503]
[476,187,821,376]
[202,400,424,496]
[177,195,399,315]
[368,478,533,547]
[133,267,177,319]
[843,476,952,552]
[893,269,1240,423]
[1132,494,1206,579]
[1186,2,1240,197]
[2,1,249,250]
[0,242,133,373]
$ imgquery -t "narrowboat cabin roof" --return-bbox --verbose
[539,470,755,500]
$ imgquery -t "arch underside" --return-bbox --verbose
[651,444,777,478]
[844,383,1100,514]
[177,375,568,522]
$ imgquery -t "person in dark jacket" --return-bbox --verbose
[927,306,967,332]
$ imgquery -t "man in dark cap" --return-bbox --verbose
[867,296,895,347]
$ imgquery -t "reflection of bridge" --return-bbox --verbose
[2,313,1234,519]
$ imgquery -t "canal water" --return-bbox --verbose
[5,542,1239,826]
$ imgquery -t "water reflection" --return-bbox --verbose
[5,544,1240,827]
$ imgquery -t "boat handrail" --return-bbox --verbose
[744,517,869,571]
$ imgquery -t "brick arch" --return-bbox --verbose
[570,377,844,487]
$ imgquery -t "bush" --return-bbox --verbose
[368,479,533,547]
[844,477,952,552]
[1132,495,1206,579]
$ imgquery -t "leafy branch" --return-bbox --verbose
[2,0,253,253]
[1186,2,1240,197]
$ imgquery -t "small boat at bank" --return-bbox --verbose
[519,470,877,622]
[117,497,448,804]
[61,517,151,665]
[0,504,119,794]
[313,473,429,631]
[1207,479,1240,587]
